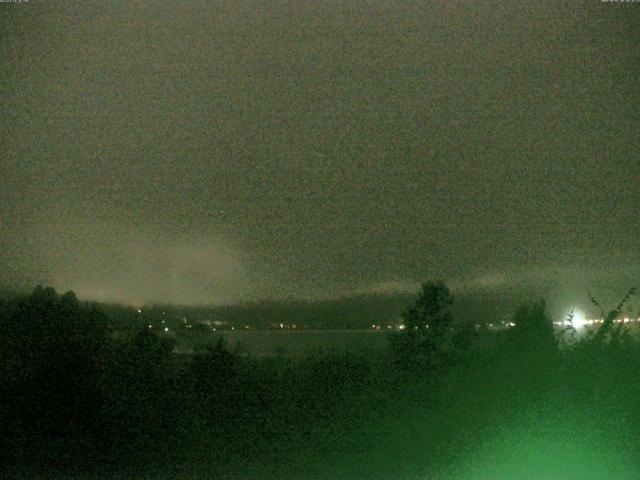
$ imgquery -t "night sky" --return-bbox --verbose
[2,1,639,306]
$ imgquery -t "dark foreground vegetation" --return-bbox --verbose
[1,284,639,479]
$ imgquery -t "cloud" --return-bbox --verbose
[17,220,251,305]
[350,280,421,296]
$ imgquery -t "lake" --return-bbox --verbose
[175,329,394,357]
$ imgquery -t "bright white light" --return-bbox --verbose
[571,308,586,329]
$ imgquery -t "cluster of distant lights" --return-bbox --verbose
[135,307,638,332]
[555,317,639,328]
[555,308,639,329]
[483,311,640,330]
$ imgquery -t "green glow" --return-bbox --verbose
[445,414,635,479]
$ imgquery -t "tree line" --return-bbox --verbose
[1,282,638,478]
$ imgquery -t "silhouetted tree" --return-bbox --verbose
[450,320,479,358]
[391,281,454,371]
[590,287,636,345]
[0,286,112,468]
[403,281,453,336]
[189,337,238,406]
[98,325,178,460]
[508,299,557,356]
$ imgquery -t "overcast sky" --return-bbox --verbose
[1,1,638,306]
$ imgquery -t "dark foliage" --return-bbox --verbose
[507,299,557,356]
[390,281,457,372]
[2,284,640,479]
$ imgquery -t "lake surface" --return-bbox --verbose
[176,329,393,357]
